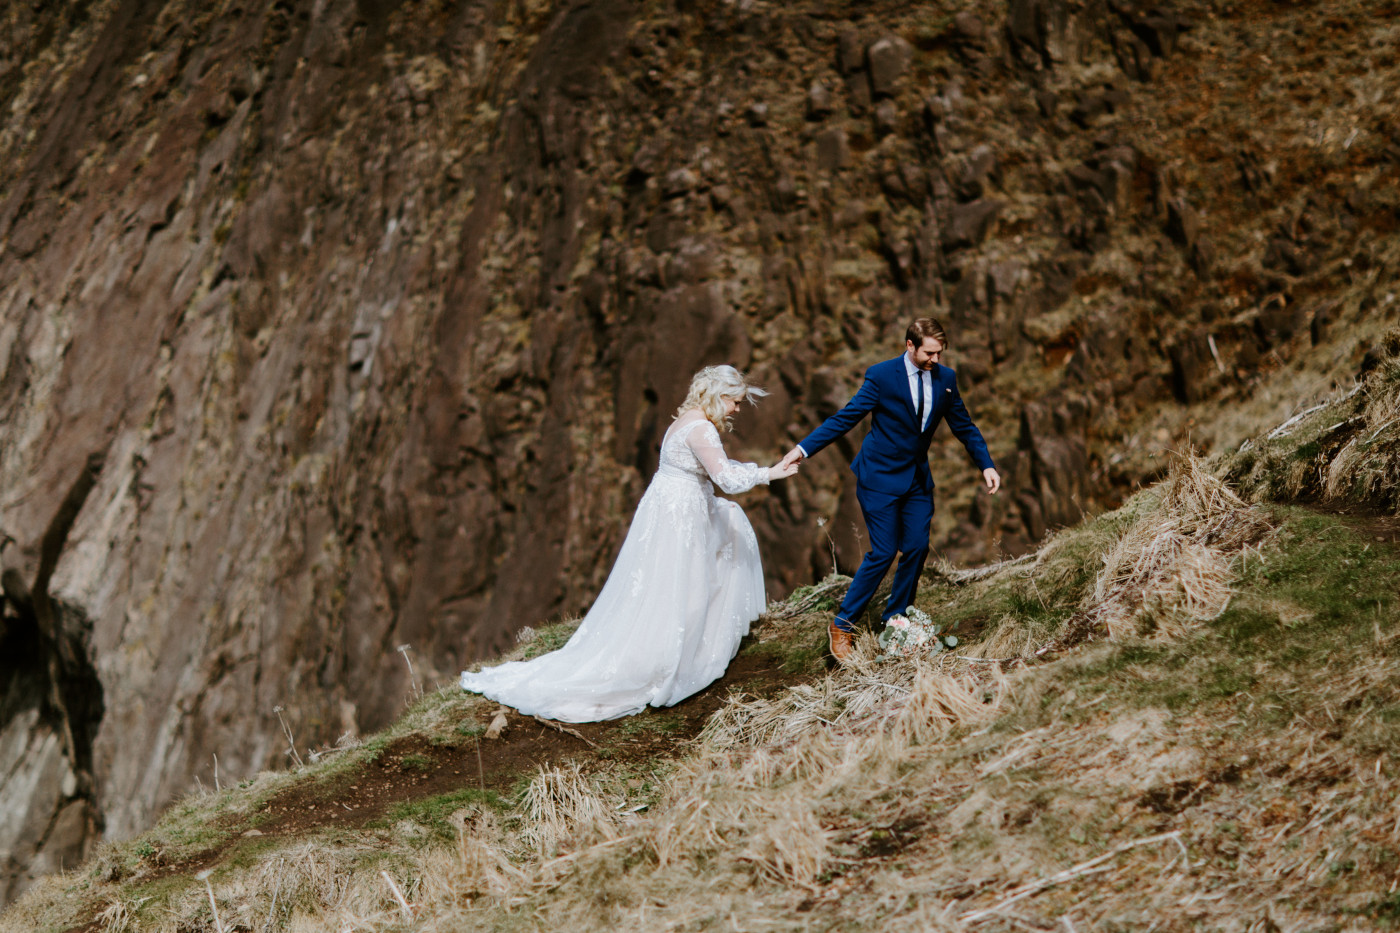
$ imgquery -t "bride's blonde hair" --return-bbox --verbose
[676,365,768,432]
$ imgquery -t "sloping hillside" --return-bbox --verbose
[5,343,1398,932]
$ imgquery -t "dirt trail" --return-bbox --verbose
[108,644,807,893]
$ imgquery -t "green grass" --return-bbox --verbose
[380,787,509,842]
[521,621,579,659]
[1291,439,1321,462]
[909,497,1143,649]
[1047,507,1400,724]
[740,625,829,676]
[783,581,842,614]
[618,713,682,736]
[112,805,233,879]
[1368,892,1400,925]
[433,721,486,747]
[222,834,280,871]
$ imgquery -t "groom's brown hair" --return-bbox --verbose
[906,317,947,347]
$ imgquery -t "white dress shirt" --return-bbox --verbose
[905,352,933,431]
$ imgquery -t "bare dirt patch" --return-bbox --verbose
[1304,503,1400,545]
[244,642,800,838]
[58,640,808,931]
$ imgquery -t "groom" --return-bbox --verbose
[782,318,1000,662]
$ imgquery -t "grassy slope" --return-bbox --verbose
[6,359,1400,932]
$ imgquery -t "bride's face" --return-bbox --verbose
[721,395,741,417]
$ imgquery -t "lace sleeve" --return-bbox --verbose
[687,421,770,494]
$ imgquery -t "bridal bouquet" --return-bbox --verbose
[878,605,958,660]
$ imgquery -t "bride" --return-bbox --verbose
[460,365,799,722]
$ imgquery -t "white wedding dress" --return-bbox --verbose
[459,413,770,722]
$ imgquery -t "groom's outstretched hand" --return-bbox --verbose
[779,446,806,470]
[983,468,1002,495]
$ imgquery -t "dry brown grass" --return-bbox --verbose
[519,762,622,857]
[1323,354,1400,509]
[1229,333,1400,513]
[1089,453,1274,640]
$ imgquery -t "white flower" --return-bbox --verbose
[878,606,957,660]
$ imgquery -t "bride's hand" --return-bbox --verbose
[768,460,800,481]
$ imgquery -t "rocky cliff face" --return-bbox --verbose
[1,0,1397,903]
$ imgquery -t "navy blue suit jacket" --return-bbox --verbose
[798,356,994,499]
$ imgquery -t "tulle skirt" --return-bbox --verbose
[459,469,764,722]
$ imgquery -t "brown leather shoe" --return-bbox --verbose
[828,623,854,663]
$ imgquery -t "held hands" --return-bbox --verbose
[983,468,1002,495]
[768,458,800,481]
[767,446,805,482]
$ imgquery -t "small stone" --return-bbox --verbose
[873,99,899,137]
[1168,331,1217,403]
[958,144,998,199]
[837,27,864,74]
[844,71,872,112]
[897,162,929,201]
[1102,161,1133,213]
[774,171,800,209]
[1310,300,1338,346]
[953,11,986,42]
[1114,31,1157,83]
[667,236,716,284]
[484,708,508,740]
[1255,299,1307,348]
[815,127,851,171]
[1069,87,1129,128]
[663,167,698,198]
[989,261,1024,298]
[1007,0,1044,62]
[834,199,868,228]
[881,171,909,202]
[943,199,1004,250]
[1165,197,1201,248]
[348,333,374,371]
[867,35,913,98]
[1132,8,1183,57]
[1101,145,1139,171]
[631,139,664,177]
[806,82,833,120]
[923,95,948,126]
[745,102,768,127]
